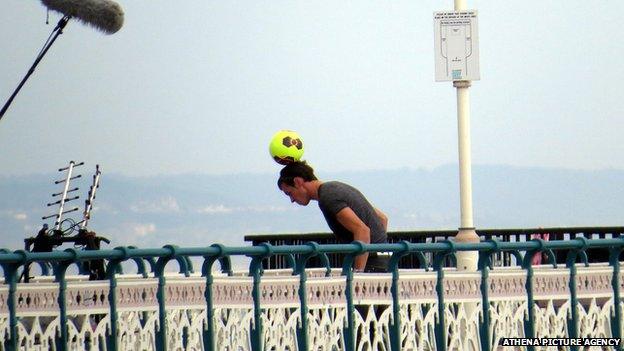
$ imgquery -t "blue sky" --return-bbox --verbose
[1,1,622,176]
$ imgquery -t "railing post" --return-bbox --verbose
[201,244,228,351]
[433,241,456,351]
[388,241,411,351]
[566,238,589,351]
[54,249,79,351]
[106,247,130,351]
[521,238,554,351]
[249,243,273,351]
[340,241,365,351]
[294,242,322,351]
[3,263,19,351]
[478,241,498,351]
[609,241,624,351]
[1,249,26,351]
[155,245,178,351]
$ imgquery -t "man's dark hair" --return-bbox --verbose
[277,161,318,189]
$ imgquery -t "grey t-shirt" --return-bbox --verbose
[317,181,387,244]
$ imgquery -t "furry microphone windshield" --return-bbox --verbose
[41,0,124,34]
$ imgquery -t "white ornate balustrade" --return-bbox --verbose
[0,264,621,350]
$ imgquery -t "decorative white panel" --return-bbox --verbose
[0,265,620,350]
[398,303,437,351]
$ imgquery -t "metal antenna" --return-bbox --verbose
[42,160,83,231]
[81,164,101,229]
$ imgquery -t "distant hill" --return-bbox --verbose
[1,165,622,251]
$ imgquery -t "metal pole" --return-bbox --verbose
[81,165,101,229]
[453,0,480,271]
[456,81,474,232]
[55,161,75,230]
[0,16,70,121]
[449,6,481,348]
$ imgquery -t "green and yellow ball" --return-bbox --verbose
[269,130,304,165]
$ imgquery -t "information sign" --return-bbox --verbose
[434,11,480,81]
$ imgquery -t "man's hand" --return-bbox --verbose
[336,207,370,271]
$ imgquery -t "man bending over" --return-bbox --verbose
[277,161,389,272]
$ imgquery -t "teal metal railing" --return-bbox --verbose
[1,237,623,350]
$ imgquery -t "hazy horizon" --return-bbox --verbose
[2,164,622,253]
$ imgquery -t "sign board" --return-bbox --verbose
[434,11,480,82]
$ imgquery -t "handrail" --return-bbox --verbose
[1,237,622,265]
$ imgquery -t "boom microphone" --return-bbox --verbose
[0,0,124,121]
[41,0,124,34]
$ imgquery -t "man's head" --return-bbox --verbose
[277,161,318,206]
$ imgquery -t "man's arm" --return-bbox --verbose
[335,207,370,271]
[374,207,388,231]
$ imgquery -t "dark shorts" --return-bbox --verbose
[364,253,390,273]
